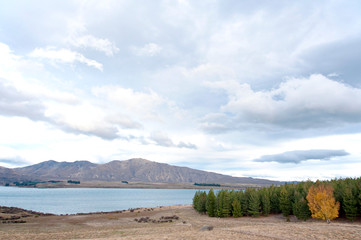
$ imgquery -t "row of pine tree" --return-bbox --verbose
[193,177,361,221]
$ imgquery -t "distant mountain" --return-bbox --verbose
[1,158,279,185]
[15,160,97,180]
[0,166,36,184]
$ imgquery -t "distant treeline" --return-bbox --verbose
[12,181,40,187]
[194,183,221,187]
[193,177,361,221]
[67,180,80,184]
[10,180,63,187]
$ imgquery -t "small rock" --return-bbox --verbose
[200,225,213,231]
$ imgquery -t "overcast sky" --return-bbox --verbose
[1,0,361,181]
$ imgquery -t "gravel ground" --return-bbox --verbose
[1,205,361,240]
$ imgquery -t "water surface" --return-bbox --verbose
[0,186,202,214]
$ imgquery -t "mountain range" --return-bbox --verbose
[0,158,279,186]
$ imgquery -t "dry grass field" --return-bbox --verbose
[1,205,361,240]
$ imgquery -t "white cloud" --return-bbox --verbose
[67,34,119,56]
[92,85,165,121]
[131,43,162,57]
[30,47,103,71]
[204,74,361,132]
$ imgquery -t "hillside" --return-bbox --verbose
[0,166,37,185]
[1,158,279,185]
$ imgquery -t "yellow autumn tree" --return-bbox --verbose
[306,183,340,223]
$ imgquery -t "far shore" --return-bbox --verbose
[4,181,268,189]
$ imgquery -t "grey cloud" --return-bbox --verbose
[150,131,175,147]
[254,149,349,164]
[177,141,197,149]
[0,158,30,167]
[150,131,197,149]
[55,122,120,140]
[300,37,361,88]
[0,80,47,121]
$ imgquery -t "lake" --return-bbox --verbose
[0,186,203,214]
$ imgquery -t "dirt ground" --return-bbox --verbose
[1,205,361,240]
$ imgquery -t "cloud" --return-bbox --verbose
[30,47,103,71]
[254,149,349,164]
[203,74,361,133]
[150,131,197,149]
[0,82,123,140]
[67,34,119,56]
[177,141,197,149]
[0,80,46,121]
[150,131,174,147]
[92,85,166,121]
[0,43,162,141]
[0,158,29,167]
[131,43,162,57]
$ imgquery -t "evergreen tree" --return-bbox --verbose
[197,191,207,213]
[206,188,217,217]
[248,189,261,217]
[232,199,242,218]
[260,188,271,216]
[343,187,358,221]
[356,178,361,214]
[331,179,345,217]
[240,189,249,216]
[269,186,281,214]
[193,191,207,213]
[293,191,311,221]
[279,186,291,217]
[216,190,231,217]
[193,191,200,211]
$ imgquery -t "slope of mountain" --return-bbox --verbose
[0,166,35,185]
[1,158,279,185]
[15,160,97,180]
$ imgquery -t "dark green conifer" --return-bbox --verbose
[260,188,271,216]
[269,186,281,214]
[232,199,242,218]
[217,190,231,217]
[193,191,200,211]
[193,191,207,213]
[343,187,358,221]
[248,189,261,217]
[240,189,249,216]
[206,188,217,217]
[293,191,311,220]
[279,186,291,217]
[198,191,207,213]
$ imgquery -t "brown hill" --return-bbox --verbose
[2,158,279,185]
[0,166,36,185]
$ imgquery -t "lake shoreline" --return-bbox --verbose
[6,180,262,189]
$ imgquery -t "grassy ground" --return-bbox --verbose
[1,205,361,240]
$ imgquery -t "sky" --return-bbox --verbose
[1,0,361,181]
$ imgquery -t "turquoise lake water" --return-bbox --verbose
[0,186,203,214]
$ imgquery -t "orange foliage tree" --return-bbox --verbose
[306,183,340,223]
